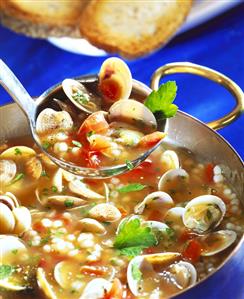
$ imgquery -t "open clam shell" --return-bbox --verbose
[12,206,32,235]
[164,207,185,227]
[108,99,157,134]
[0,159,17,185]
[0,203,15,234]
[99,57,132,103]
[36,108,73,135]
[127,252,196,296]
[80,278,112,299]
[37,267,57,299]
[62,79,101,114]
[134,191,174,214]
[158,168,189,191]
[199,230,237,256]
[183,195,226,233]
[161,150,180,171]
[69,179,104,200]
[0,236,28,291]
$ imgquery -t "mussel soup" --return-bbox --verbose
[0,136,243,299]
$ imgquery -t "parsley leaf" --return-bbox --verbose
[144,81,178,119]
[131,261,142,281]
[72,140,82,148]
[51,185,58,193]
[0,265,14,280]
[114,216,158,257]
[117,183,147,193]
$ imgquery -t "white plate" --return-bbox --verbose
[48,0,241,56]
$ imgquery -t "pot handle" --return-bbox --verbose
[150,62,244,130]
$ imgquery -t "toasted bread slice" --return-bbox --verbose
[0,0,89,37]
[79,0,193,58]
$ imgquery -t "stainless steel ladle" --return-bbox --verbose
[0,60,166,178]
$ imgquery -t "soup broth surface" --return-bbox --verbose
[0,136,243,299]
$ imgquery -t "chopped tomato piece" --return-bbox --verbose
[80,265,107,277]
[139,131,166,147]
[77,111,109,138]
[144,246,157,254]
[118,207,128,218]
[205,163,214,183]
[99,76,121,103]
[105,278,123,299]
[182,239,202,263]
[38,258,48,269]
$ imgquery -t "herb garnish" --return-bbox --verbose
[144,81,178,119]
[87,131,95,137]
[114,216,158,257]
[14,148,22,155]
[117,183,147,193]
[131,262,142,281]
[64,199,74,208]
[51,186,58,193]
[41,170,49,177]
[72,91,89,105]
[0,265,14,280]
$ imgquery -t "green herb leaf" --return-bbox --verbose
[0,265,13,280]
[72,91,89,105]
[11,173,24,184]
[64,199,74,208]
[131,262,142,281]
[125,159,134,170]
[51,186,58,193]
[144,81,178,119]
[114,216,158,253]
[117,183,147,193]
[42,141,51,150]
[14,148,22,155]
[11,249,18,255]
[72,140,82,148]
[119,246,143,258]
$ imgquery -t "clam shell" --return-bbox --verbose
[54,261,79,290]
[62,79,101,114]
[12,207,32,235]
[0,193,19,210]
[37,267,57,299]
[0,146,36,161]
[76,218,106,234]
[127,252,181,296]
[0,159,17,185]
[199,230,237,256]
[25,156,42,179]
[164,207,185,226]
[99,57,132,102]
[36,108,73,135]
[52,168,63,193]
[161,150,180,171]
[108,99,157,134]
[134,191,174,214]
[5,192,20,208]
[158,168,189,191]
[0,235,27,264]
[89,203,121,222]
[183,195,226,233]
[168,261,197,289]
[46,195,86,208]
[69,179,104,200]
[80,278,112,299]
[0,203,15,233]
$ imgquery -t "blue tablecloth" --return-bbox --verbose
[0,3,243,299]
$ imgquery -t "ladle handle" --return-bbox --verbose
[0,59,37,124]
[150,62,244,130]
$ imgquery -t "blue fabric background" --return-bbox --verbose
[0,3,243,299]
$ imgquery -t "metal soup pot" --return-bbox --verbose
[0,62,243,298]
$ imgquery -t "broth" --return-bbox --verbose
[0,136,243,299]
